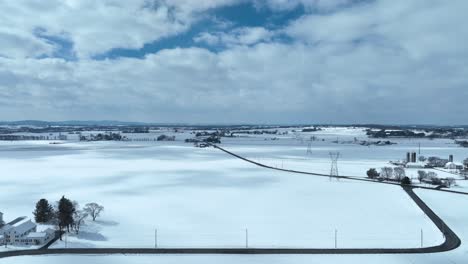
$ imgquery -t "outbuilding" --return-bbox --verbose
[445,162,464,170]
[22,228,55,245]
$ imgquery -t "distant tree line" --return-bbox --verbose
[80,133,123,141]
[157,134,176,141]
[367,129,425,138]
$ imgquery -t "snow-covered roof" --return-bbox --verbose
[4,218,36,234]
[44,228,55,234]
[26,232,47,239]
[8,216,28,226]
[1,224,13,232]
[445,162,463,168]
[406,162,426,168]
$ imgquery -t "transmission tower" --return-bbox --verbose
[306,142,312,155]
[329,152,340,180]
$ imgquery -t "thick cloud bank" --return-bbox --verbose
[0,0,466,124]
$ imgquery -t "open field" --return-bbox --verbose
[0,127,466,263]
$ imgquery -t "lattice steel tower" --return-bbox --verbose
[329,152,340,180]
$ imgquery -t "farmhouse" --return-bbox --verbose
[0,212,55,246]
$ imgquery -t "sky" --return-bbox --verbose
[0,0,467,124]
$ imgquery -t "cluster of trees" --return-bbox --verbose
[417,170,456,187]
[33,197,104,240]
[359,140,395,146]
[185,135,221,144]
[157,134,176,141]
[204,135,221,143]
[301,127,321,132]
[426,156,449,167]
[231,130,278,135]
[455,140,468,148]
[366,167,411,184]
[121,127,149,133]
[80,133,123,141]
[417,170,440,184]
[367,129,425,138]
[194,131,234,137]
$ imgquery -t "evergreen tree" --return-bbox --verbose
[366,168,379,179]
[33,198,54,223]
[401,176,412,185]
[57,196,75,238]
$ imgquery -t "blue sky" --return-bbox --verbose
[67,2,306,60]
[0,0,467,124]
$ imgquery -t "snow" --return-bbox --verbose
[0,127,466,262]
[2,189,468,263]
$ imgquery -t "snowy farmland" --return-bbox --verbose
[1,126,468,263]
[2,127,463,252]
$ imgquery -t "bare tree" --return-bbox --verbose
[417,170,427,183]
[445,177,456,188]
[73,210,88,234]
[427,171,438,179]
[393,167,406,181]
[84,203,104,221]
[380,167,393,180]
[427,171,440,185]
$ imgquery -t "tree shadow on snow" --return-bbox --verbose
[94,220,119,226]
[76,231,107,241]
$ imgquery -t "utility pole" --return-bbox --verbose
[419,143,421,155]
[420,229,423,248]
[155,229,158,248]
[245,228,249,248]
[329,152,340,181]
[334,229,338,249]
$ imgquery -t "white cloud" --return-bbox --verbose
[256,0,354,12]
[194,32,222,46]
[0,0,467,123]
[0,30,56,59]
[285,0,468,59]
[195,27,274,46]
[0,0,238,59]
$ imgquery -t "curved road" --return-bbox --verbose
[0,145,462,259]
[212,144,468,196]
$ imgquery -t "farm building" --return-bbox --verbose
[0,212,55,246]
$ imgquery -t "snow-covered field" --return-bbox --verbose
[2,190,468,263]
[0,127,466,263]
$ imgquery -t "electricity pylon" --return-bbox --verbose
[329,152,340,180]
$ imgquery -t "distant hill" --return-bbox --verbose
[0,120,149,126]
[0,120,466,129]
